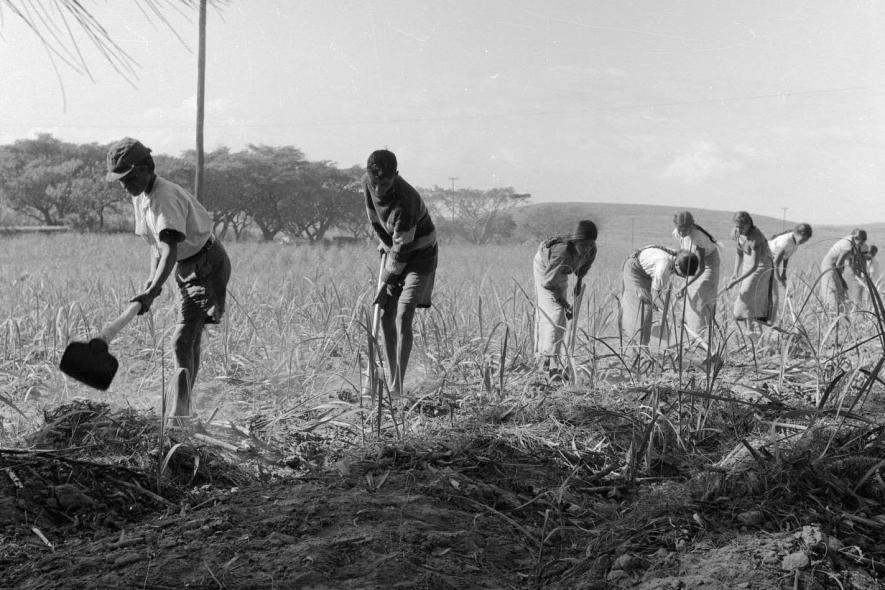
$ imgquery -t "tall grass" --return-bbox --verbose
[0,233,883,446]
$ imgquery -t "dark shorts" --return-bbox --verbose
[175,238,231,325]
[382,256,437,312]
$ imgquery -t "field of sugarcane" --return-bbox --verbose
[1,232,884,590]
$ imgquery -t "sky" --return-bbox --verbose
[1,0,883,225]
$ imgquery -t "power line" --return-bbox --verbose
[1,86,874,131]
[448,176,458,223]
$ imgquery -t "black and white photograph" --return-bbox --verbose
[0,2,883,588]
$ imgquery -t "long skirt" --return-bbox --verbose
[533,252,567,359]
[845,271,867,308]
[681,250,720,335]
[819,266,848,313]
[620,256,653,346]
[733,256,775,323]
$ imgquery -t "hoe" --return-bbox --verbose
[59,301,142,390]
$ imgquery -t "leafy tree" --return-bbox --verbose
[0,135,389,241]
[279,162,365,242]
[67,167,126,231]
[0,135,80,225]
[229,145,306,242]
[67,143,128,231]
[155,153,195,192]
[423,185,531,244]
[204,151,251,240]
[333,165,372,240]
[150,150,250,240]
[0,135,131,228]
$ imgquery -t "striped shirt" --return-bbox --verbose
[363,174,437,284]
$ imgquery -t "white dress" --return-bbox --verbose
[672,227,720,335]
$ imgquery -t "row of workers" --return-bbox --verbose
[534,212,878,373]
[100,138,877,411]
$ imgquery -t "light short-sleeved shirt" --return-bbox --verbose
[821,236,855,272]
[768,232,799,263]
[638,247,673,295]
[132,176,213,261]
[672,227,716,256]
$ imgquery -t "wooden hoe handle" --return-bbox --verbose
[97,301,142,344]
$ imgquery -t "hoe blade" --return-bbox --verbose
[59,338,119,391]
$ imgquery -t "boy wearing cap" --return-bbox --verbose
[363,149,438,397]
[533,220,597,376]
[106,137,231,420]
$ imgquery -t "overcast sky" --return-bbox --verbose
[1,0,883,224]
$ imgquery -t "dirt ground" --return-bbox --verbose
[0,474,845,590]
[1,373,884,590]
[0,449,820,590]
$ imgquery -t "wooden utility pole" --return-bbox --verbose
[194,0,207,202]
[448,176,458,222]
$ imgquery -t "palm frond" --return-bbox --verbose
[0,0,226,83]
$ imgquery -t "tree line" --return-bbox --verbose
[0,134,532,244]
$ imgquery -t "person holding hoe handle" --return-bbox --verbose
[767,222,812,321]
[620,246,699,349]
[768,223,813,287]
[106,138,231,421]
[533,220,597,378]
[726,211,775,338]
[671,211,721,342]
[362,149,438,397]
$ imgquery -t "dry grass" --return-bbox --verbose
[1,233,884,587]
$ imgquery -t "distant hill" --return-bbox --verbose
[512,201,885,275]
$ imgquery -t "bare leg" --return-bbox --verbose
[192,328,203,384]
[394,304,416,395]
[171,368,190,419]
[639,300,652,347]
[171,319,205,416]
[380,297,418,396]
[379,304,399,395]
